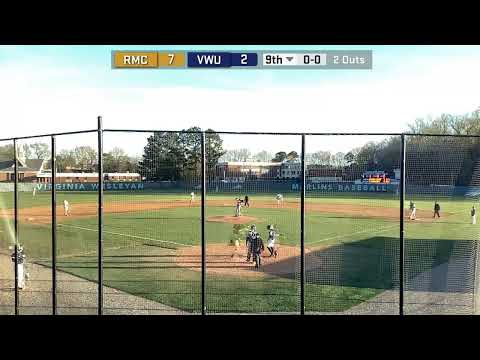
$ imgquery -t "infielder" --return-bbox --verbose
[266,224,278,258]
[63,199,71,216]
[11,245,27,290]
[234,198,242,217]
[433,201,441,218]
[276,193,284,207]
[409,202,416,220]
[472,206,476,225]
[190,191,195,205]
[230,224,244,258]
[32,186,36,198]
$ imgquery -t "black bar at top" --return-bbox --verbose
[13,139,18,315]
[201,132,206,315]
[300,134,306,315]
[97,117,104,315]
[51,136,57,315]
[399,134,406,315]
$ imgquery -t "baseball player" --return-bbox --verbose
[409,202,416,220]
[250,232,265,269]
[472,206,477,225]
[244,195,250,208]
[276,193,284,207]
[266,224,278,258]
[11,245,27,289]
[246,224,258,263]
[32,186,36,198]
[63,199,71,216]
[234,198,242,217]
[190,191,195,205]
[433,201,441,219]
[230,224,244,258]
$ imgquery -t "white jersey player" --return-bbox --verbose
[234,198,242,217]
[266,225,278,258]
[11,246,27,289]
[32,186,36,198]
[276,193,284,207]
[409,202,416,220]
[190,192,195,204]
[471,206,476,225]
[63,199,71,216]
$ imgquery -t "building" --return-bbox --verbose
[0,158,46,182]
[36,172,141,183]
[279,161,302,179]
[215,161,282,181]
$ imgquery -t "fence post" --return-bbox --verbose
[98,116,104,315]
[201,132,206,315]
[13,139,18,315]
[51,136,57,315]
[399,134,406,315]
[300,134,306,315]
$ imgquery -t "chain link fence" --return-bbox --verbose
[1,119,479,315]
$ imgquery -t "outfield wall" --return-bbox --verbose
[2,181,480,197]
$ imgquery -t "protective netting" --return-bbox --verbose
[102,131,201,314]
[55,133,98,314]
[205,134,301,313]
[304,135,401,314]
[404,135,480,314]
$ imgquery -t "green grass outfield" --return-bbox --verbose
[1,191,479,313]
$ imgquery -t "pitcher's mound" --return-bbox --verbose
[207,215,260,225]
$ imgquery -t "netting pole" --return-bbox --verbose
[399,134,406,315]
[51,136,57,315]
[13,139,18,315]
[98,116,104,315]
[300,134,306,315]
[201,132,206,315]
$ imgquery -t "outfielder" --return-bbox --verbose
[409,202,416,220]
[63,199,71,216]
[433,201,441,218]
[266,224,278,258]
[244,195,250,208]
[276,193,284,207]
[11,245,27,290]
[32,186,36,198]
[190,191,195,205]
[472,206,477,225]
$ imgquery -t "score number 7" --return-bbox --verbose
[168,54,175,65]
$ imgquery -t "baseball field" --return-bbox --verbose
[1,189,478,314]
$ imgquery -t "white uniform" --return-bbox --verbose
[410,204,416,220]
[32,187,36,197]
[276,194,284,206]
[12,248,26,289]
[235,200,242,217]
[190,192,195,203]
[64,200,70,216]
[267,230,276,248]
[472,207,476,225]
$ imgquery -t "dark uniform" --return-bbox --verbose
[244,195,250,208]
[434,202,441,218]
[250,234,265,269]
[246,226,258,262]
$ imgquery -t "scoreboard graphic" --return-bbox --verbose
[112,50,372,69]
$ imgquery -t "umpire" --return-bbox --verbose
[250,233,265,269]
[434,201,441,218]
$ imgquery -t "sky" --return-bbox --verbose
[1,45,479,156]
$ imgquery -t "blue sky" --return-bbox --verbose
[1,45,479,155]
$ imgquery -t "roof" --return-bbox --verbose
[0,159,45,173]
